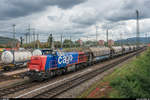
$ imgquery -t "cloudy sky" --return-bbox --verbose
[0,0,150,42]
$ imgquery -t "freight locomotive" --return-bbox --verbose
[26,45,145,81]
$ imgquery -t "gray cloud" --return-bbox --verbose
[71,8,100,28]
[106,0,150,22]
[1,0,150,42]
[101,21,126,30]
[47,12,65,22]
[72,16,97,26]
[0,0,87,20]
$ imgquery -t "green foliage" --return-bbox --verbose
[63,39,73,48]
[110,48,150,98]
[74,41,80,47]
[47,34,53,48]
[54,41,61,48]
[85,41,98,46]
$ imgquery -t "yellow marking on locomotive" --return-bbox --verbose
[8,64,15,67]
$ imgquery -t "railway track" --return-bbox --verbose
[0,72,25,82]
[33,48,145,98]
[0,67,28,82]
[0,82,36,98]
[0,65,26,74]
[0,48,145,98]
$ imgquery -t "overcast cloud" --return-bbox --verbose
[0,0,150,42]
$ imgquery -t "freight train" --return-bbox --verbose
[0,49,42,70]
[26,45,145,81]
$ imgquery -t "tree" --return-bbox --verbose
[47,34,53,48]
[63,39,73,48]
[74,41,80,47]
[54,41,61,48]
[36,40,40,49]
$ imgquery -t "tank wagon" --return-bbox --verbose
[122,46,130,54]
[132,45,137,51]
[1,49,42,70]
[88,47,110,63]
[26,45,143,81]
[111,46,122,57]
[129,45,135,52]
[139,44,145,48]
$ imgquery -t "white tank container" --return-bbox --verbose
[89,47,110,57]
[112,46,122,53]
[32,49,42,56]
[123,46,130,52]
[1,51,32,64]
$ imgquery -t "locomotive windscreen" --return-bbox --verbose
[41,49,53,55]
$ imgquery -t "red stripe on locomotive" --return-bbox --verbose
[78,52,88,63]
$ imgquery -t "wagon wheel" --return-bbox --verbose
[37,77,44,82]
[3,66,10,71]
[62,68,67,75]
[75,64,79,71]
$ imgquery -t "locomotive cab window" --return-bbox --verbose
[42,50,54,55]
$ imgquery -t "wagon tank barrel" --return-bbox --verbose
[1,49,42,64]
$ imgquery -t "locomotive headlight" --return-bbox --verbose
[35,69,39,72]
[27,68,30,71]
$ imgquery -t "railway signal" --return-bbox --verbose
[20,36,23,47]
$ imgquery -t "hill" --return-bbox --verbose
[0,36,18,44]
[115,37,150,44]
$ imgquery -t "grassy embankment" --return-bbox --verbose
[79,48,150,98]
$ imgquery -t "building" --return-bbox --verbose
[77,39,83,46]
[108,40,114,46]
[98,40,105,46]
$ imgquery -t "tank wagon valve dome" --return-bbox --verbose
[32,49,42,56]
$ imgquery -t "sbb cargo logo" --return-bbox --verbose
[58,55,73,64]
